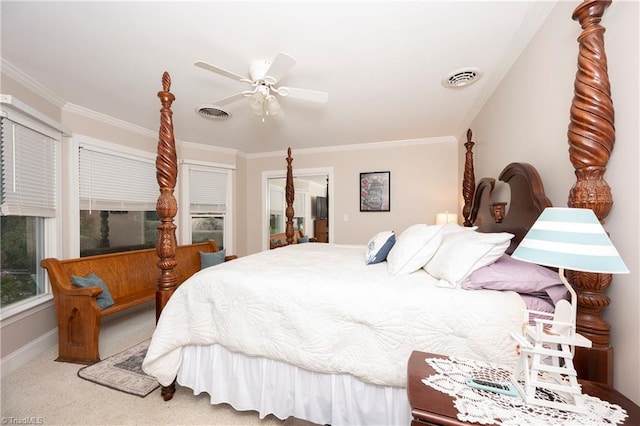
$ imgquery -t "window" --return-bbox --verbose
[186,165,230,249]
[1,105,61,312]
[191,215,224,246]
[293,191,306,232]
[269,185,284,234]
[78,141,159,256]
[268,181,307,234]
[1,214,45,308]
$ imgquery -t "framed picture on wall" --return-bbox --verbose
[360,171,390,212]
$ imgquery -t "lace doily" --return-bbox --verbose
[422,356,628,425]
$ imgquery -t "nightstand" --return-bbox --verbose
[407,350,640,426]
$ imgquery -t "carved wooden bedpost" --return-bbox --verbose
[155,72,179,323]
[566,0,615,385]
[462,129,476,227]
[285,148,295,245]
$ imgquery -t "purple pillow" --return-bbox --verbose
[520,294,555,313]
[544,283,570,306]
[462,254,562,293]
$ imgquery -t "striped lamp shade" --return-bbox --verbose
[511,207,629,274]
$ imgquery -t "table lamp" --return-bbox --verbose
[510,207,628,413]
[435,211,458,225]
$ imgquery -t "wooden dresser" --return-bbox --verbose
[314,218,328,243]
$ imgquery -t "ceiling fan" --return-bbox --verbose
[194,52,328,121]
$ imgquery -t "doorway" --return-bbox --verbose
[262,167,333,251]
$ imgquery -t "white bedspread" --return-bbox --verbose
[142,243,525,387]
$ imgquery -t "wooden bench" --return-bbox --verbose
[269,230,317,249]
[40,241,235,364]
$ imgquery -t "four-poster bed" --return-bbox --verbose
[143,0,621,422]
[566,0,618,385]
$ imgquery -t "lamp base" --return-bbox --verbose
[510,301,593,414]
[511,329,589,414]
[511,374,587,414]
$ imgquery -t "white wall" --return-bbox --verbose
[469,0,639,404]
[245,139,459,254]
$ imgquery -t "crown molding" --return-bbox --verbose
[179,140,241,156]
[246,136,457,159]
[1,94,71,136]
[63,103,245,157]
[1,59,66,108]
[62,103,158,138]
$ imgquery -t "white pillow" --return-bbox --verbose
[424,231,514,287]
[442,222,478,235]
[387,224,444,275]
[365,231,396,264]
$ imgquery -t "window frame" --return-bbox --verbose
[72,135,160,257]
[179,160,234,253]
[0,96,63,320]
[71,139,235,256]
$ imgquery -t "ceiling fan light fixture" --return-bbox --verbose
[195,104,232,120]
[248,85,270,115]
[248,93,265,115]
[265,95,282,117]
[442,67,483,88]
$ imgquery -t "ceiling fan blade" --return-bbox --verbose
[194,61,251,83]
[277,87,328,103]
[212,91,254,106]
[263,52,296,85]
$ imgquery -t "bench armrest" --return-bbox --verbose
[40,258,103,297]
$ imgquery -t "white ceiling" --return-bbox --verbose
[1,1,556,154]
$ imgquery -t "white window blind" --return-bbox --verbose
[293,191,304,216]
[189,168,227,213]
[0,117,57,217]
[79,146,157,211]
[269,186,284,214]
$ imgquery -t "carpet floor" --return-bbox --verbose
[1,302,320,425]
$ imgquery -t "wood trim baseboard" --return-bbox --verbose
[0,328,58,378]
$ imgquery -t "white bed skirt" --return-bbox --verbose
[177,344,412,426]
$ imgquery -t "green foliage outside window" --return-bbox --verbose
[1,216,39,307]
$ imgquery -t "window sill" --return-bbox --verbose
[0,294,54,324]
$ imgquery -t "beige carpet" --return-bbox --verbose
[1,302,318,425]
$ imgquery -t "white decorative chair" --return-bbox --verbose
[511,299,591,413]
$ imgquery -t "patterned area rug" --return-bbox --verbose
[77,340,158,397]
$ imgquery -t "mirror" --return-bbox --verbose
[267,175,329,247]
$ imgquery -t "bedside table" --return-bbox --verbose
[407,350,640,426]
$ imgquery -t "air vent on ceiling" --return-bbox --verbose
[442,68,483,88]
[195,105,232,120]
